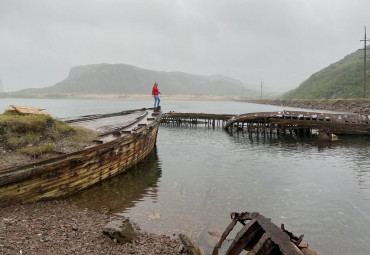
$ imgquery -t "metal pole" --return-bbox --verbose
[364,27,367,98]
[260,80,263,101]
[360,26,370,98]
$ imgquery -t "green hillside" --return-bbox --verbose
[283,47,369,99]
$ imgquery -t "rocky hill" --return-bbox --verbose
[12,63,257,98]
[283,47,369,99]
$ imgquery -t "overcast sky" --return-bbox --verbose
[1,0,369,93]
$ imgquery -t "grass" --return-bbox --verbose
[282,47,369,99]
[18,143,55,157]
[0,109,97,153]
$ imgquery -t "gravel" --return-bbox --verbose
[0,200,186,255]
[246,99,370,115]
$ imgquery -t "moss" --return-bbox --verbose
[0,110,97,151]
[18,143,55,156]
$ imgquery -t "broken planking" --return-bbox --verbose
[9,105,50,115]
[213,212,317,255]
[179,234,205,255]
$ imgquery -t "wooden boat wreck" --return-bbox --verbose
[212,212,317,255]
[0,107,162,207]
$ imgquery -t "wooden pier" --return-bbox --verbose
[161,111,370,137]
[161,112,233,128]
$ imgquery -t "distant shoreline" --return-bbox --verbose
[1,94,369,114]
[244,99,370,115]
[0,93,238,101]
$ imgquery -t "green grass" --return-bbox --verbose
[18,143,55,156]
[0,110,96,152]
[283,47,370,99]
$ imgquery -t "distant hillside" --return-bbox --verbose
[13,63,257,98]
[283,47,369,99]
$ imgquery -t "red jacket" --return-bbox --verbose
[152,86,160,95]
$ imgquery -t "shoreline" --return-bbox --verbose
[244,98,370,115]
[0,93,236,102]
[2,94,369,114]
[0,200,185,255]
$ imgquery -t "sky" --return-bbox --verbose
[0,0,369,93]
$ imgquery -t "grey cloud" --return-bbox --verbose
[0,0,369,93]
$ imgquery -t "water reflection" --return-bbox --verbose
[2,98,369,254]
[67,148,162,213]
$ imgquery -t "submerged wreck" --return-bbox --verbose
[213,212,317,255]
[0,107,162,207]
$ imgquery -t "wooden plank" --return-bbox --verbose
[9,105,49,115]
[225,219,262,255]
[247,233,275,255]
[256,216,303,255]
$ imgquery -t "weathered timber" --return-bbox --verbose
[0,108,162,207]
[161,111,370,137]
[9,105,50,115]
[225,110,370,136]
[213,212,317,255]
[161,112,233,128]
[179,234,205,255]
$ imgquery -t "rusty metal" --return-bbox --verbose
[0,108,162,207]
[213,212,317,255]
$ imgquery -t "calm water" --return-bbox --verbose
[1,98,370,254]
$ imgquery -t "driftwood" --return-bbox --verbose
[213,212,317,255]
[9,105,50,115]
[179,234,205,255]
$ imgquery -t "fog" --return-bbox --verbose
[1,0,369,93]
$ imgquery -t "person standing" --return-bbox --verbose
[152,82,161,108]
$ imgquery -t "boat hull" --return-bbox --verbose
[0,111,160,207]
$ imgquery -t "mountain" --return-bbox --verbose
[13,63,257,97]
[283,47,369,99]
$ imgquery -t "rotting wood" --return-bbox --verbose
[0,108,162,207]
[9,105,50,115]
[161,112,233,128]
[224,111,370,134]
[179,234,204,255]
[213,212,317,255]
[161,111,370,136]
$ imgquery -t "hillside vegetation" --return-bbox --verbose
[283,47,369,99]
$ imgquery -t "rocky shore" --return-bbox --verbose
[0,200,186,255]
[246,98,370,115]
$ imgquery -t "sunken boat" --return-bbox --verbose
[0,107,162,207]
[213,211,318,255]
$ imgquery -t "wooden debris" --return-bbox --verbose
[224,110,370,135]
[213,212,318,255]
[9,105,50,115]
[179,234,205,255]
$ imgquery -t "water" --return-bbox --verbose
[1,98,370,254]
